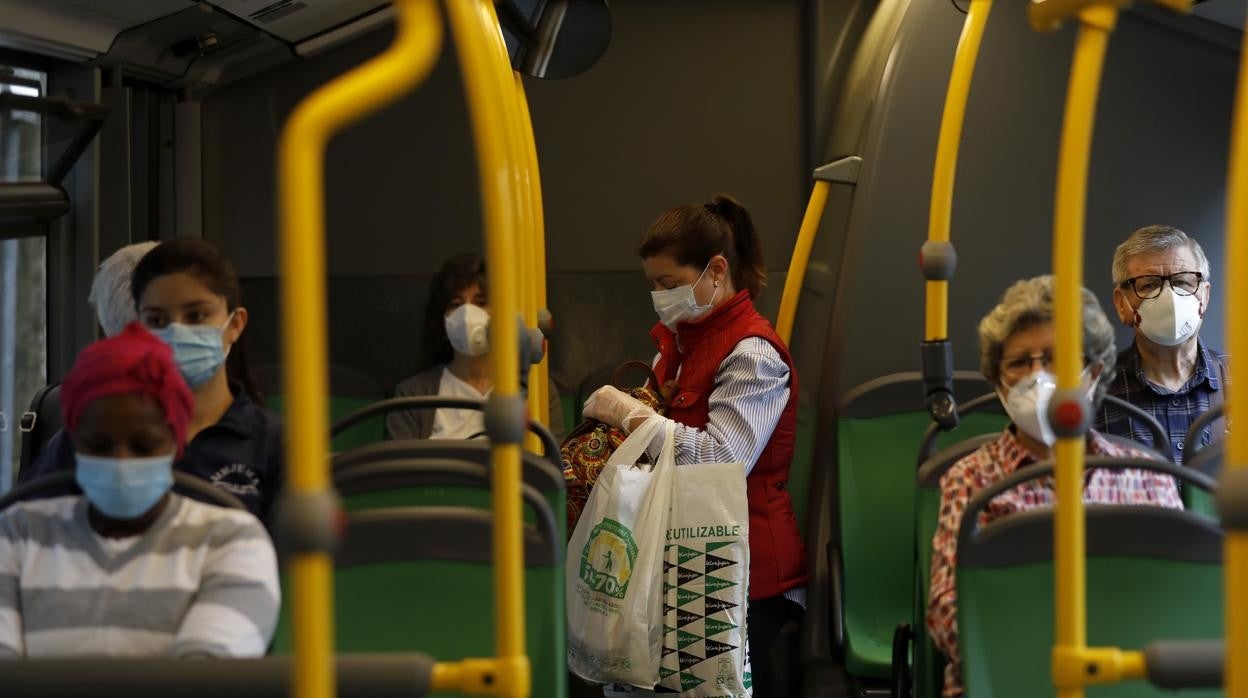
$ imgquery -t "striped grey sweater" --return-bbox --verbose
[0,494,279,657]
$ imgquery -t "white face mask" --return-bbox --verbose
[998,367,1098,447]
[445,303,490,357]
[999,370,1058,447]
[651,262,720,330]
[1136,287,1202,347]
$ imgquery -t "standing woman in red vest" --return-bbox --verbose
[583,194,809,697]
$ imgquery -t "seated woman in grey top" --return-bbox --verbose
[387,253,564,441]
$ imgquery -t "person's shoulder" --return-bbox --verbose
[0,495,81,541]
[2,495,79,521]
[940,431,1008,490]
[394,365,445,397]
[176,496,271,542]
[724,337,787,373]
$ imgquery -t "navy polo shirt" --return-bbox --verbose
[18,388,285,522]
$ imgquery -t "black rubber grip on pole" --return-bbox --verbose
[1145,640,1223,690]
[921,340,959,431]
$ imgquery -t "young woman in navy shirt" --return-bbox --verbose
[21,238,284,521]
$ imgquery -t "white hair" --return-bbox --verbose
[1111,225,1210,285]
[88,241,159,336]
[978,275,1117,405]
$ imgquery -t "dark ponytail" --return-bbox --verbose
[638,193,767,298]
[131,237,264,406]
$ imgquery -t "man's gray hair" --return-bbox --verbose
[979,275,1117,405]
[88,241,160,336]
[1111,225,1210,285]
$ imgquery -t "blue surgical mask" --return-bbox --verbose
[75,452,175,520]
[650,263,720,330]
[151,313,234,388]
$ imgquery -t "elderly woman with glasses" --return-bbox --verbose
[924,275,1182,698]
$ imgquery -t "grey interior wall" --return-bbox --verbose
[831,0,1235,394]
[202,1,805,396]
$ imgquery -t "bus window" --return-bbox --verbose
[0,65,48,492]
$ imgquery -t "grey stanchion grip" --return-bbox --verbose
[0,654,435,698]
[1145,640,1224,689]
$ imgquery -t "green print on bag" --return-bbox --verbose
[579,518,640,600]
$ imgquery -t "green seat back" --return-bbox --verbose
[959,556,1222,697]
[913,424,1007,697]
[341,487,566,539]
[267,395,385,452]
[272,505,565,698]
[272,562,564,698]
[838,412,1005,678]
[1185,488,1218,518]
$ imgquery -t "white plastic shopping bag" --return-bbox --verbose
[567,415,676,688]
[654,459,751,697]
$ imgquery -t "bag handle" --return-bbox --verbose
[612,360,660,392]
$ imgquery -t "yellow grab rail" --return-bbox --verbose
[775,181,829,345]
[1040,2,1192,695]
[1030,0,1189,31]
[515,74,551,449]
[1045,5,1147,696]
[276,2,441,697]
[924,0,991,343]
[444,0,530,695]
[1224,10,1248,698]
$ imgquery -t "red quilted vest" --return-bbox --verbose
[650,290,809,600]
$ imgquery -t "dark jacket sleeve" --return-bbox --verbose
[547,377,567,444]
[260,413,286,525]
[15,430,77,497]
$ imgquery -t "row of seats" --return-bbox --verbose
[824,371,1225,698]
[15,393,569,698]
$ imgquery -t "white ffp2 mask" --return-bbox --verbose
[445,304,490,357]
[1136,287,1202,347]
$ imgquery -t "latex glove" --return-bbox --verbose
[583,385,657,434]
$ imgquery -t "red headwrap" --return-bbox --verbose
[61,322,195,458]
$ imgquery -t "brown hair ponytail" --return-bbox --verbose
[638,193,768,298]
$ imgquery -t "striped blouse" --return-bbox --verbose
[644,337,803,607]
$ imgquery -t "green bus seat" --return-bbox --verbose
[256,363,386,452]
[272,505,565,698]
[913,432,1001,698]
[332,439,567,539]
[911,394,1169,698]
[956,457,1221,698]
[1185,439,1222,518]
[266,395,384,453]
[833,372,1000,680]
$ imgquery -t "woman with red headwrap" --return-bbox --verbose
[0,324,279,658]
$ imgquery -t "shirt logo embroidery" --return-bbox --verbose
[209,463,261,496]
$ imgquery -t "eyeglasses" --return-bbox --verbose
[1000,351,1054,382]
[999,351,1089,382]
[1119,272,1203,300]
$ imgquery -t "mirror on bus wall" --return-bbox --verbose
[500,0,612,79]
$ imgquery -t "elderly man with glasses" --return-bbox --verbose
[1094,225,1228,462]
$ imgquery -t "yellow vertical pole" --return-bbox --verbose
[775,181,829,345]
[509,74,540,453]
[515,74,551,446]
[445,1,529,695]
[277,3,442,698]
[925,0,992,342]
[1224,13,1248,698]
[1049,6,1115,698]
